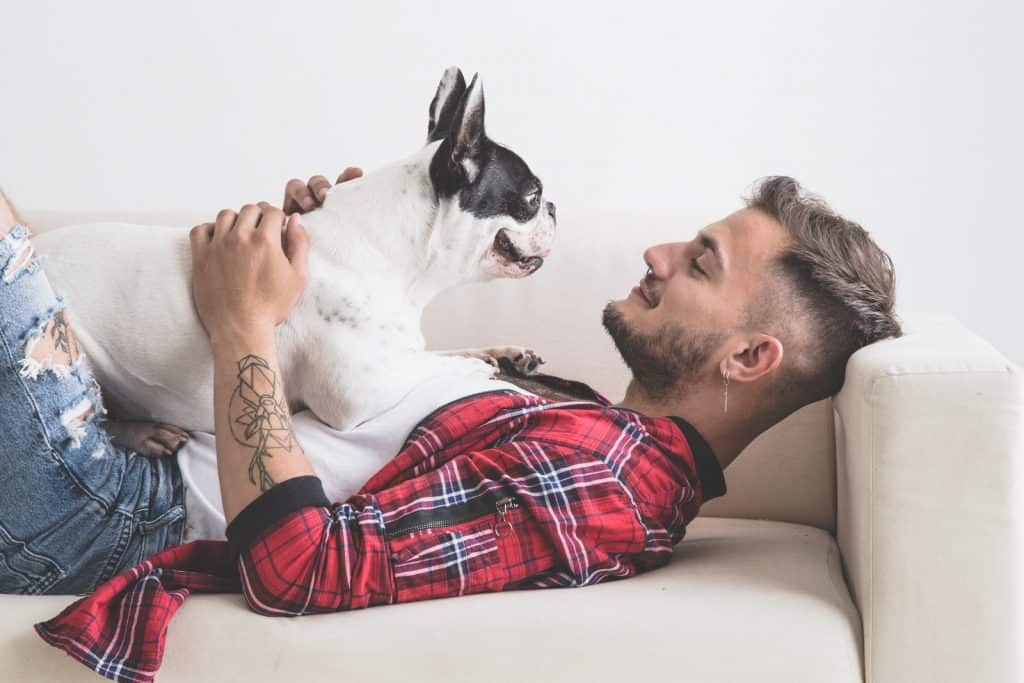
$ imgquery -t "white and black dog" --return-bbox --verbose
[33,66,556,447]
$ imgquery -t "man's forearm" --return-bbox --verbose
[211,332,316,524]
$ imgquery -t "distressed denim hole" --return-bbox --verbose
[20,310,81,380]
[60,397,95,449]
[2,237,34,282]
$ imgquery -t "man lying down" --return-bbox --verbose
[0,172,900,682]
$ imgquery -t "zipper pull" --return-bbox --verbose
[494,496,518,538]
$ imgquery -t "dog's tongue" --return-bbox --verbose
[520,256,544,274]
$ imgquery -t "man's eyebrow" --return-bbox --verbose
[696,231,725,271]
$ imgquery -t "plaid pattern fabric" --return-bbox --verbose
[34,541,238,682]
[36,381,716,683]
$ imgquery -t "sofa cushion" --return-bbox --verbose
[1,516,862,682]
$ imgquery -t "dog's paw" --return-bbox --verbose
[483,346,545,376]
[105,419,189,458]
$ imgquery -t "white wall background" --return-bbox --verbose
[2,0,1021,362]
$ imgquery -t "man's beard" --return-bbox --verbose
[602,302,724,401]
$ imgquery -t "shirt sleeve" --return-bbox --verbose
[230,488,398,616]
[225,475,329,562]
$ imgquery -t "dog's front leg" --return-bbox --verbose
[435,346,545,376]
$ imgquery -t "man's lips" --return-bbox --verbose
[631,282,654,307]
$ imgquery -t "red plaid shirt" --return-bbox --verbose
[35,375,726,683]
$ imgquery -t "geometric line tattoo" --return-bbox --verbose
[228,354,295,492]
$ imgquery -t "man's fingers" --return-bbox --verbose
[155,423,190,441]
[213,209,237,240]
[336,167,363,184]
[189,222,213,246]
[284,178,315,214]
[254,203,286,240]
[282,179,303,214]
[284,178,317,213]
[283,169,361,213]
[283,214,310,278]
[233,204,262,238]
[188,223,213,265]
[308,175,332,204]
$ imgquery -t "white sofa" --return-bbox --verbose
[2,211,1021,682]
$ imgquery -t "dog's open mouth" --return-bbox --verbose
[493,228,544,273]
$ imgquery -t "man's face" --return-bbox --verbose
[602,207,789,398]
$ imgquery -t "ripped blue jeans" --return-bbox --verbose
[0,224,185,595]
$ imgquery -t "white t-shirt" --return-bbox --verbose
[177,364,533,542]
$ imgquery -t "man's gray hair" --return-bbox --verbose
[745,176,901,402]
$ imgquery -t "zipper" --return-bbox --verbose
[494,496,520,538]
[384,492,519,540]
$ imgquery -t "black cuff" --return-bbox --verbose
[226,476,330,561]
[669,417,727,502]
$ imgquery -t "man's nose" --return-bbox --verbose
[545,201,557,221]
[643,243,677,279]
[643,246,660,277]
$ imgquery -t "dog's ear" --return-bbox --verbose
[427,66,467,143]
[446,73,486,183]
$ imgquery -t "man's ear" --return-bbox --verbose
[720,333,784,383]
[427,66,467,143]
[445,73,486,183]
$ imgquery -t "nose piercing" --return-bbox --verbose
[645,267,653,278]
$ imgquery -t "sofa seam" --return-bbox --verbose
[867,374,878,683]
[857,367,1017,381]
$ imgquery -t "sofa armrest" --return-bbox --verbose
[834,313,1023,683]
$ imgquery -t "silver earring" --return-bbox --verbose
[722,367,730,414]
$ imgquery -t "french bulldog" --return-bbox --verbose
[31,66,557,452]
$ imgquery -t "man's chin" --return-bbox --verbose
[602,299,623,324]
[602,302,725,400]
[602,301,634,348]
[604,297,633,318]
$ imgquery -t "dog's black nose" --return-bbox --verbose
[546,201,557,221]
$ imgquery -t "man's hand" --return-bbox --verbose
[188,203,318,521]
[282,167,363,214]
[189,203,309,345]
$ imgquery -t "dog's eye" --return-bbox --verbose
[525,191,540,206]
